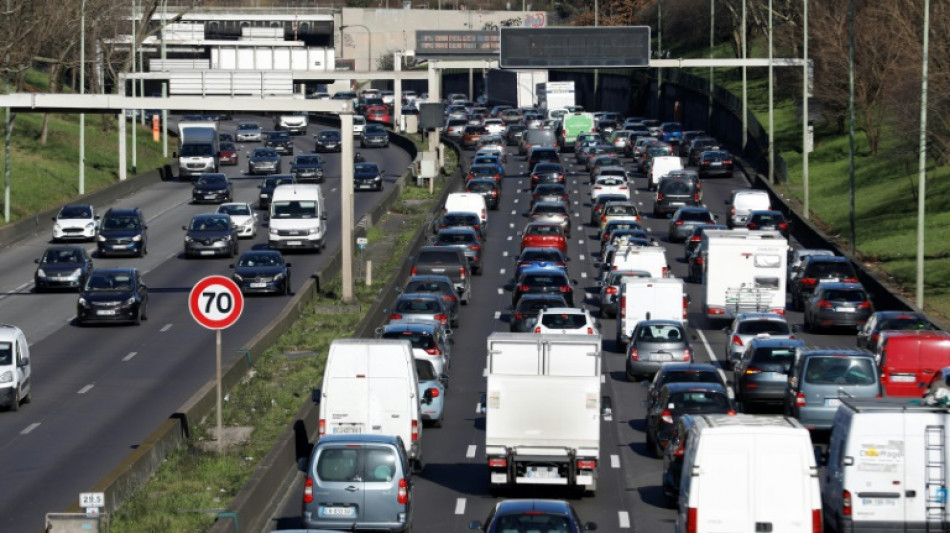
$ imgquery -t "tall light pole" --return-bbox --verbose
[161,0,168,158]
[656,0,662,108]
[847,0,856,254]
[802,0,809,219]
[708,0,714,126]
[917,0,931,309]
[341,25,372,72]
[741,0,747,151]
[767,0,774,184]
[131,0,137,175]
[79,0,86,195]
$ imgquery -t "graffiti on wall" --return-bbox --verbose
[480,12,545,31]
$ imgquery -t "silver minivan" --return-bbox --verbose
[783,349,881,431]
[301,434,412,532]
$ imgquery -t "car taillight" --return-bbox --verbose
[410,266,417,275]
[656,193,664,201]
[577,459,597,470]
[730,206,736,217]
[601,214,607,222]
[727,409,737,415]
[389,313,403,320]
[674,439,686,457]
[460,267,467,280]
[620,296,626,318]
[559,286,571,293]
[318,418,326,436]
[397,478,409,504]
[662,266,669,277]
[813,509,822,533]
[424,347,442,356]
[683,347,691,361]
[494,174,501,181]
[818,300,833,309]
[842,490,852,516]
[870,332,879,343]
[779,222,789,230]
[696,256,704,265]
[629,347,639,361]
[428,387,440,398]
[745,367,762,375]
[687,507,698,533]
[690,235,702,242]
[858,301,871,309]
[801,278,817,286]
[474,224,481,231]
[661,410,674,424]
[587,327,594,334]
[796,392,807,407]
[702,160,710,166]
[489,457,507,468]
[435,313,448,325]
[674,220,685,225]
[747,222,758,229]
[514,312,523,320]
[694,193,700,202]
[518,285,530,292]
[619,185,627,190]
[470,244,481,251]
[606,286,618,295]
[843,277,859,283]
[491,190,498,197]
[683,296,689,318]
[411,420,419,441]
[732,335,743,347]
[534,326,541,333]
[593,186,602,190]
[724,159,733,165]
[304,477,314,503]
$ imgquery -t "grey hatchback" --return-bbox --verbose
[625,320,692,380]
[388,292,451,328]
[803,281,873,333]
[734,337,805,411]
[668,206,716,243]
[410,246,471,305]
[431,227,483,275]
[403,275,460,327]
[301,434,412,532]
[783,349,881,431]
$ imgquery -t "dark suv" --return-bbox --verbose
[410,246,471,305]
[790,256,859,311]
[97,208,148,257]
[654,175,701,218]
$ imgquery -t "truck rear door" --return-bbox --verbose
[326,377,368,435]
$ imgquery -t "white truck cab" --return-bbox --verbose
[268,184,327,252]
[0,325,31,411]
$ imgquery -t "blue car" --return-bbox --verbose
[514,247,568,280]
[660,121,684,143]
[415,358,445,428]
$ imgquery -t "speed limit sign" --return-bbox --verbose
[189,275,244,330]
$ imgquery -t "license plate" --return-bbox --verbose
[838,307,856,312]
[711,162,722,166]
[250,282,267,288]
[891,375,916,382]
[862,498,897,507]
[526,466,559,479]
[332,426,361,434]
[359,184,374,189]
[650,352,673,362]
[200,250,215,256]
[97,310,117,316]
[205,195,217,199]
[318,506,356,518]
[670,202,685,206]
[260,194,269,198]
[287,241,302,246]
[825,398,841,407]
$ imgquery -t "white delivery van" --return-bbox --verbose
[315,339,423,465]
[616,277,687,347]
[607,245,669,281]
[268,184,327,252]
[175,121,219,179]
[676,414,822,533]
[649,155,685,190]
[701,229,787,321]
[823,398,950,533]
[0,324,31,411]
[726,189,771,228]
[444,192,488,231]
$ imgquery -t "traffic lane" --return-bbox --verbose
[0,125,411,530]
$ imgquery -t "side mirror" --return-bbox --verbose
[374,327,384,336]
[444,328,454,336]
[297,457,309,472]
[182,226,188,231]
[95,215,101,220]
[285,263,292,268]
[713,214,719,220]
[19,357,29,367]
[721,326,730,333]
[440,373,449,384]
[34,258,40,264]
[228,264,235,269]
[51,216,57,222]
[585,522,598,531]
[572,279,578,286]
[311,388,321,405]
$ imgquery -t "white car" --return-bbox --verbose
[216,202,258,239]
[235,122,263,143]
[590,175,630,202]
[534,307,600,335]
[52,204,99,242]
[352,115,366,137]
[483,118,505,136]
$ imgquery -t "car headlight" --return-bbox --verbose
[67,268,82,280]
[36,268,47,278]
[0,370,13,383]
[242,220,253,229]
[232,273,243,282]
[132,235,142,242]
[126,297,137,306]
[222,235,231,241]
[53,223,62,231]
[269,228,278,236]
[78,297,88,307]
[308,228,320,235]
[374,175,382,181]
[274,272,286,281]
[97,235,107,242]
[85,222,95,230]
[184,236,194,243]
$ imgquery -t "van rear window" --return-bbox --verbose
[540,313,587,329]
[317,447,398,482]
[803,356,875,385]
[418,250,460,264]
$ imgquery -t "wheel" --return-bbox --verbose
[133,307,142,326]
[232,243,239,257]
[474,265,483,276]
[9,388,19,412]
[22,388,31,404]
[140,300,148,321]
[283,278,291,296]
[645,431,657,457]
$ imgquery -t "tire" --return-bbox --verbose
[283,278,291,296]
[645,431,657,457]
[10,388,19,412]
[22,388,31,404]
[133,307,142,326]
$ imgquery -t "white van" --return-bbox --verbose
[316,339,423,465]
[676,415,822,533]
[607,245,669,281]
[0,324,31,411]
[649,155,685,190]
[616,277,687,347]
[268,184,327,252]
[823,398,950,533]
[444,192,487,229]
[726,189,771,228]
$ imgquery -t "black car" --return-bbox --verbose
[464,178,500,211]
[856,311,939,351]
[790,255,860,311]
[191,173,232,204]
[264,130,294,155]
[469,499,596,533]
[230,250,292,295]
[697,149,734,178]
[432,211,484,238]
[257,175,295,210]
[360,123,390,148]
[662,415,699,507]
[687,136,719,165]
[746,209,790,238]
[290,154,325,183]
[182,213,239,258]
[353,162,383,191]
[314,129,342,152]
[509,293,568,332]
[76,268,148,326]
[504,124,527,146]
[654,175,701,218]
[645,382,735,457]
[512,267,574,307]
[247,147,282,175]
[34,246,93,291]
[97,208,148,257]
[683,224,726,261]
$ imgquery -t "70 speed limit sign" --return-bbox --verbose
[189,275,244,330]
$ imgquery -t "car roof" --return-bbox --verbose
[798,349,875,359]
[521,266,570,275]
[316,433,400,445]
[494,499,573,515]
[658,362,720,373]
[804,255,850,263]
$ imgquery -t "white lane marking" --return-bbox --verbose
[619,511,631,528]
[509,222,515,229]
[697,329,716,363]
[502,251,508,257]
[78,384,94,394]
[21,423,40,435]
[494,311,501,320]
[476,400,484,412]
[511,210,517,215]
[122,352,138,362]
[467,445,477,458]
[578,240,584,245]
[500,268,506,275]
[455,498,467,515]
[497,288,503,295]
[611,454,621,468]
[638,202,644,207]
[507,236,513,241]
[0,281,32,302]
[581,272,588,279]
[579,254,586,261]
[601,374,606,383]
[160,324,173,332]
[513,198,519,204]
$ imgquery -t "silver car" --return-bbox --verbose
[722,313,794,368]
[388,293,451,329]
[529,201,572,238]
[625,320,692,380]
[235,122,262,142]
[784,349,881,431]
[599,270,651,318]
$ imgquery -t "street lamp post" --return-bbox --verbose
[341,24,372,72]
[79,0,86,195]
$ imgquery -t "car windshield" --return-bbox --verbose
[220,142,236,152]
[316,447,396,483]
[238,123,259,131]
[803,356,876,385]
[526,225,560,236]
[523,274,567,285]
[540,312,587,329]
[660,180,692,194]
[405,281,451,294]
[737,320,791,335]
[533,163,562,173]
[269,132,291,141]
[197,175,226,186]
[295,156,321,166]
[750,347,797,372]
[272,200,317,219]
[668,390,731,412]
[521,250,562,262]
[264,177,294,188]
[414,359,438,381]
[596,178,625,187]
[383,331,437,350]
[219,204,251,217]
[821,289,868,302]
[809,262,855,278]
[443,214,478,227]
[493,513,572,533]
[751,213,784,224]
[637,324,685,342]
[467,181,494,193]
[648,146,672,156]
[190,217,229,231]
[878,316,936,331]
[0,342,10,365]
[238,253,280,267]
[533,204,568,215]
[355,163,379,173]
[365,125,386,134]
[658,370,722,388]
[437,232,476,244]
[678,210,713,222]
[85,273,133,291]
[59,206,92,219]
[102,216,140,230]
[42,249,82,263]
[518,298,563,314]
[605,205,636,216]
[254,149,278,158]
[418,250,460,264]
[394,299,440,313]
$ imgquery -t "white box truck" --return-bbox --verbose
[175,121,219,179]
[701,229,788,321]
[823,398,950,533]
[675,414,822,533]
[486,69,547,109]
[536,81,576,117]
[315,339,424,465]
[483,333,604,495]
[268,184,327,252]
[616,277,687,347]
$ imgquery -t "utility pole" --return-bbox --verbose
[848,0,856,254]
[708,0,714,127]
[741,0,747,151]
[131,0,137,175]
[768,0,774,184]
[4,0,13,222]
[79,0,86,195]
[802,0,809,219]
[917,0,931,309]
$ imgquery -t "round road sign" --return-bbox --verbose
[189,275,244,330]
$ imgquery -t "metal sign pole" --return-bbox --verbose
[216,328,222,453]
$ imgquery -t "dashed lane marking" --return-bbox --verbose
[160,324,173,332]
[122,352,137,362]
[619,511,631,528]
[455,498,467,515]
[611,455,620,468]
[581,272,588,279]
[494,311,501,320]
[21,423,40,435]
[467,445,477,458]
[497,288,503,295]
[579,254,586,261]
[78,384,94,394]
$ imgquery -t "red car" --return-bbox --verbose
[365,105,390,124]
[219,142,238,166]
[520,222,568,254]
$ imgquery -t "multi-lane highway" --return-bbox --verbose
[0,115,411,532]
[266,135,857,532]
